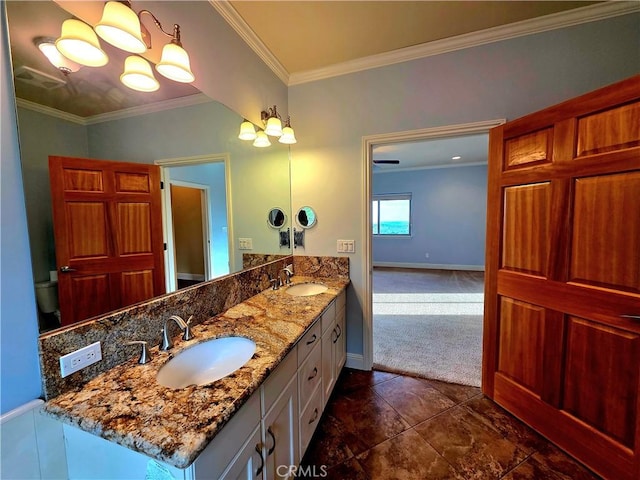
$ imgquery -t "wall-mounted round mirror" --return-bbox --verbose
[267,207,287,229]
[296,206,317,228]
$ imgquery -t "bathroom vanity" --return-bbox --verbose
[43,275,347,479]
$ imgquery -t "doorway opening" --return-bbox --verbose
[362,119,505,385]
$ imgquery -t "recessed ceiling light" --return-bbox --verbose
[452,156,461,160]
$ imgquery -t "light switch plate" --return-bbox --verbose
[238,238,253,250]
[60,342,102,378]
[337,239,355,253]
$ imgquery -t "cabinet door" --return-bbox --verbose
[220,427,263,480]
[321,324,336,407]
[483,75,640,480]
[335,306,346,374]
[263,376,299,480]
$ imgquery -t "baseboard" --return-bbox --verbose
[345,353,366,370]
[176,273,206,281]
[373,262,485,272]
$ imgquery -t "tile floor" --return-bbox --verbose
[300,369,600,480]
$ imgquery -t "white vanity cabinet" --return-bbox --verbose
[321,291,346,408]
[61,289,347,480]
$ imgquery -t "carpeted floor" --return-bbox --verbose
[373,268,484,387]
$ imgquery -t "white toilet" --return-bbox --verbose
[35,280,59,316]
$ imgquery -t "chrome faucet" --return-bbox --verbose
[160,315,194,350]
[280,266,294,286]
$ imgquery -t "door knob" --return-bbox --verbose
[60,265,76,272]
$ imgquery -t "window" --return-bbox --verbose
[372,194,411,235]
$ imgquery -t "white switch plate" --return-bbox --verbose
[238,238,253,250]
[60,342,102,378]
[337,239,355,253]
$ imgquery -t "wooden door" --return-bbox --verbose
[49,156,165,326]
[483,75,640,480]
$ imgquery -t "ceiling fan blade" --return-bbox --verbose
[373,159,400,164]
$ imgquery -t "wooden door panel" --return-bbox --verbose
[115,171,151,193]
[116,203,152,255]
[570,171,640,293]
[67,202,109,259]
[70,274,113,321]
[497,297,544,394]
[563,317,639,448]
[484,76,640,480]
[62,168,104,192]
[502,183,551,276]
[120,270,155,306]
[504,128,552,169]
[577,102,640,157]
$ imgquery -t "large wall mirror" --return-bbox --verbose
[6,1,292,333]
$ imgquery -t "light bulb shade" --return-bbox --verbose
[253,130,271,148]
[56,19,108,67]
[264,116,283,137]
[95,1,146,53]
[120,56,159,92]
[37,39,82,73]
[156,43,195,83]
[238,121,257,141]
[279,126,297,144]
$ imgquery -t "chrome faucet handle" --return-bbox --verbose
[282,266,294,285]
[182,315,194,341]
[159,327,173,351]
[269,278,279,290]
[126,341,152,364]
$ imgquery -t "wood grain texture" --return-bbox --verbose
[577,101,640,156]
[115,171,150,193]
[502,183,550,276]
[570,171,640,293]
[66,202,108,258]
[62,168,103,192]
[120,270,154,306]
[504,128,551,169]
[498,297,544,394]
[117,203,152,255]
[563,317,639,448]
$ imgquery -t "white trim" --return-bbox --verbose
[345,353,365,371]
[362,119,505,371]
[16,94,212,125]
[0,399,44,425]
[208,1,290,85]
[374,161,488,174]
[289,2,639,85]
[373,262,484,272]
[156,153,232,291]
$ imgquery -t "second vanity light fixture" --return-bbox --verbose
[238,105,298,147]
[53,1,194,92]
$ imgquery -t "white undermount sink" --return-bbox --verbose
[156,337,256,389]
[285,283,328,297]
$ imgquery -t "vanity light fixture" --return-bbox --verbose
[253,130,271,148]
[35,37,82,75]
[238,105,297,147]
[120,55,159,92]
[53,1,194,91]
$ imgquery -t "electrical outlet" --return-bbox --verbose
[60,342,102,378]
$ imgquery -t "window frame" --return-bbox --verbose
[372,193,412,237]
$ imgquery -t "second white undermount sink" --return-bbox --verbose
[156,336,256,389]
[285,283,328,297]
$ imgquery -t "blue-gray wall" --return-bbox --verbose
[373,164,487,267]
[1,5,42,414]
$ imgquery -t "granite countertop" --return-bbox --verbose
[42,275,349,469]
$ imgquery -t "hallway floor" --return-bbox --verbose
[300,369,600,480]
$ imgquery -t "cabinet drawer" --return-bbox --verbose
[321,301,336,334]
[262,348,297,410]
[298,342,322,412]
[297,320,321,366]
[299,385,323,455]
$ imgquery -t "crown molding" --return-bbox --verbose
[17,93,213,125]
[289,2,640,86]
[209,0,290,85]
[16,98,86,124]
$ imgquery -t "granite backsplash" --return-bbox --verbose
[38,255,349,400]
